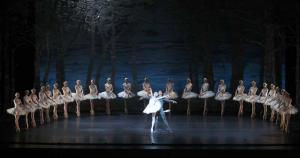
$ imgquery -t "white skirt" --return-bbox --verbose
[7,107,27,115]
[233,94,247,101]
[117,91,135,99]
[143,97,162,114]
[182,92,198,99]
[25,104,38,113]
[164,91,178,99]
[265,97,275,106]
[84,94,99,100]
[244,95,259,103]
[71,93,85,101]
[256,96,268,104]
[61,95,74,103]
[215,92,232,101]
[137,90,151,98]
[53,95,64,105]
[287,106,298,115]
[99,91,117,99]
[39,100,51,108]
[199,91,215,99]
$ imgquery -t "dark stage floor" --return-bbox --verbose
[1,113,300,149]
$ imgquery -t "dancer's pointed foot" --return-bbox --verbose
[90,110,95,116]
[16,128,20,132]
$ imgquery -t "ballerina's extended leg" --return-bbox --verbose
[64,103,68,118]
[90,100,95,115]
[203,99,207,116]
[15,114,20,132]
[31,112,36,127]
[221,101,225,117]
[53,105,58,120]
[25,113,29,129]
[46,108,50,122]
[263,104,267,120]
[76,100,80,117]
[251,102,256,119]
[151,113,156,133]
[187,99,191,116]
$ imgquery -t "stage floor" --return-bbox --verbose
[1,114,300,149]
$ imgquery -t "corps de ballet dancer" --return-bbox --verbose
[52,83,63,120]
[99,78,117,115]
[137,77,153,107]
[245,81,259,119]
[44,83,56,122]
[23,90,37,128]
[29,88,41,126]
[61,81,74,118]
[182,78,198,116]
[38,86,48,124]
[117,77,135,114]
[72,80,84,117]
[143,90,176,133]
[265,84,276,121]
[269,87,281,122]
[198,77,215,116]
[84,79,99,115]
[233,80,247,117]
[214,79,232,117]
[7,92,29,132]
[257,82,269,120]
[164,79,178,115]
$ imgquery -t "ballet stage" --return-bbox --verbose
[1,114,300,149]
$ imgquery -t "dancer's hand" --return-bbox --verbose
[172,100,177,104]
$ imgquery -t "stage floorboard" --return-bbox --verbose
[1,114,300,149]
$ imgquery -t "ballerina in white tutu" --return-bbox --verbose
[38,86,48,124]
[72,80,84,117]
[61,81,73,118]
[23,90,37,128]
[29,88,40,127]
[233,80,247,117]
[164,79,178,114]
[199,77,215,116]
[280,91,298,133]
[118,77,135,114]
[269,87,281,122]
[214,79,232,117]
[143,90,176,133]
[99,78,116,115]
[52,83,63,120]
[257,82,269,120]
[137,77,153,107]
[245,81,259,119]
[85,79,98,115]
[44,83,55,122]
[7,92,29,132]
[182,78,198,116]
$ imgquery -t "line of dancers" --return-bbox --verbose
[6,77,298,133]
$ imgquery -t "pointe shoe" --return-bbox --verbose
[76,112,80,117]
[32,122,36,128]
[124,108,128,114]
[40,120,44,125]
[16,128,20,132]
[150,128,153,133]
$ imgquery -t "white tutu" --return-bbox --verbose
[164,91,178,99]
[256,96,268,104]
[99,91,116,99]
[84,94,99,100]
[117,91,135,99]
[25,104,38,113]
[61,95,74,103]
[53,95,64,105]
[288,106,298,115]
[233,94,247,101]
[143,97,162,114]
[199,91,215,99]
[182,92,198,99]
[71,93,85,101]
[39,100,51,108]
[137,90,151,99]
[215,92,232,101]
[245,95,259,103]
[7,107,27,115]
[265,97,275,106]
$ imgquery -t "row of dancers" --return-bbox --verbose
[6,77,298,133]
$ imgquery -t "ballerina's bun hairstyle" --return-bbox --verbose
[15,92,20,97]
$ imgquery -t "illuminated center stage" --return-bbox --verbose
[2,114,300,149]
